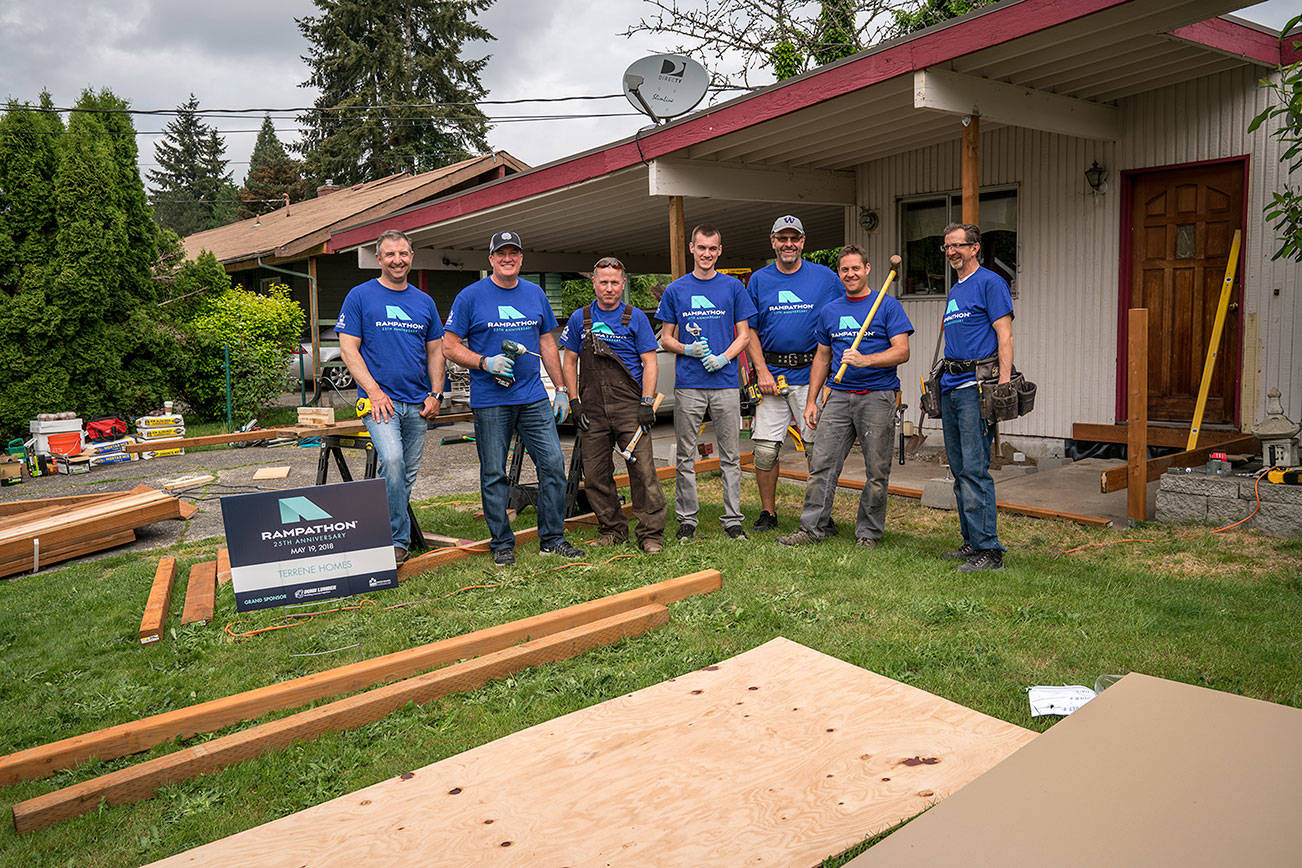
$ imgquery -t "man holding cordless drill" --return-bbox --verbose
[442,231,584,567]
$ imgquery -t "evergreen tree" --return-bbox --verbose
[148,94,237,237]
[296,0,494,187]
[239,114,304,218]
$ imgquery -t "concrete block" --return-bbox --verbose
[1159,471,1240,498]
[1036,456,1070,471]
[1241,478,1302,507]
[1205,496,1253,528]
[921,477,957,510]
[1251,502,1302,538]
[1155,489,1206,523]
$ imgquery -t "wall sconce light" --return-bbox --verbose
[1085,160,1107,193]
[859,208,879,232]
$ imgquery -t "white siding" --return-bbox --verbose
[849,65,1300,443]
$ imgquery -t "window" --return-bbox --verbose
[897,187,1018,297]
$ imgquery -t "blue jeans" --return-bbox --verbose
[362,401,428,549]
[473,398,567,552]
[940,386,1004,552]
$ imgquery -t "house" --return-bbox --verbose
[327,0,1300,453]
[183,151,529,380]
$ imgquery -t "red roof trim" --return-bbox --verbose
[330,0,1142,252]
[1168,17,1283,65]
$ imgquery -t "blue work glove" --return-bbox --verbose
[483,354,514,379]
[702,353,729,372]
[552,391,570,424]
[682,341,710,358]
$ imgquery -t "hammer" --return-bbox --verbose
[833,254,900,384]
[619,393,664,463]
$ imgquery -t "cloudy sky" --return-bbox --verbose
[2,0,1296,183]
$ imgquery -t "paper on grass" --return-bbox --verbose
[1027,684,1097,717]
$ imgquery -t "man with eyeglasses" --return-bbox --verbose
[743,215,843,534]
[938,222,1014,572]
[442,231,585,567]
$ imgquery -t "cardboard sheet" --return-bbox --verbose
[850,672,1302,866]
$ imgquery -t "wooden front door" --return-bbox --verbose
[1128,161,1243,424]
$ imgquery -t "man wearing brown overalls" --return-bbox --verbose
[560,257,667,553]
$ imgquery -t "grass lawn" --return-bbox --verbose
[1,473,1299,865]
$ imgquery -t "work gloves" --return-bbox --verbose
[552,391,570,424]
[570,398,590,431]
[638,402,656,432]
[483,354,514,379]
[682,341,709,358]
[702,353,728,372]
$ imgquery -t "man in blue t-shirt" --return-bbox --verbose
[778,244,913,549]
[938,222,1014,572]
[559,257,666,553]
[337,229,445,565]
[655,224,757,541]
[442,231,584,567]
[744,214,843,533]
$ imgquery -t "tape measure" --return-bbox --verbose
[355,397,370,417]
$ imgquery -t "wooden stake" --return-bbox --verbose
[1127,308,1149,523]
[180,561,217,626]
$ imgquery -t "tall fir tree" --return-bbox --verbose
[148,94,237,237]
[239,114,304,218]
[296,0,494,186]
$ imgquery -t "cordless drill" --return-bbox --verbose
[496,339,541,388]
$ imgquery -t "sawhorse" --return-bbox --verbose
[314,432,426,550]
[505,431,591,519]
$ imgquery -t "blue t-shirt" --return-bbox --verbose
[815,291,914,393]
[559,302,658,384]
[654,272,756,390]
[445,276,559,408]
[746,260,843,386]
[335,278,444,404]
[941,266,1014,392]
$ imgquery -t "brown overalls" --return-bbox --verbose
[577,303,667,544]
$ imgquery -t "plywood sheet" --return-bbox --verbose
[153,638,1034,867]
[251,466,290,480]
[849,673,1302,867]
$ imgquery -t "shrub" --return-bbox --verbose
[560,272,668,320]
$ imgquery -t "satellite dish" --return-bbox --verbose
[622,54,709,123]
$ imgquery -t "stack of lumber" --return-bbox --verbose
[0,486,195,578]
[295,406,335,428]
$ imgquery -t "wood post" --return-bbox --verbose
[962,115,980,225]
[669,195,687,279]
[1127,308,1149,523]
[307,255,321,388]
[181,561,217,626]
[139,558,178,645]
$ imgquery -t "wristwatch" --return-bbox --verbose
[640,397,655,405]
[428,392,443,401]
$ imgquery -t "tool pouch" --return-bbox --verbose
[1015,376,1037,416]
[920,360,943,419]
[978,369,1036,423]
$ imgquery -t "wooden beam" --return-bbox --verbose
[11,605,670,834]
[180,561,217,626]
[962,115,980,225]
[914,67,1121,140]
[648,157,856,205]
[1127,309,1149,523]
[216,548,231,587]
[0,492,121,518]
[1071,423,1240,448]
[669,195,687,279]
[124,430,276,453]
[0,570,719,788]
[1100,434,1258,493]
[0,529,135,577]
[139,558,178,645]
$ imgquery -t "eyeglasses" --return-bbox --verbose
[941,243,975,252]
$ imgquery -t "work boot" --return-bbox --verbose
[855,537,877,549]
[725,524,748,540]
[492,548,515,567]
[943,542,975,561]
[957,550,1004,572]
[590,533,628,547]
[640,538,663,554]
[393,546,408,566]
[751,510,778,532]
[777,529,819,546]
[541,539,585,558]
[675,523,696,541]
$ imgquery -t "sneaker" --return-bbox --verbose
[957,550,1004,572]
[541,539,585,558]
[943,543,976,561]
[751,510,778,532]
[675,523,697,541]
[492,548,515,567]
[590,533,628,547]
[777,529,819,546]
[393,546,408,566]
[640,539,663,554]
[855,537,877,549]
[725,524,748,540]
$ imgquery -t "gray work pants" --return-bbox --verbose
[673,387,743,528]
[799,389,896,541]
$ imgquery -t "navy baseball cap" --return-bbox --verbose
[489,230,523,253]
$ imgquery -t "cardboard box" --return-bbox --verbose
[135,414,185,428]
[0,456,22,483]
[134,426,186,441]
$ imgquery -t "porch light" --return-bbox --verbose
[1085,160,1107,193]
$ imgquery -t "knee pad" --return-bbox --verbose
[752,439,781,471]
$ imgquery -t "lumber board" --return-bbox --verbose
[151,638,1035,868]
[14,605,670,835]
[743,465,1112,528]
[848,674,1302,867]
[0,529,136,578]
[251,466,290,480]
[1070,422,1242,448]
[0,492,121,518]
[269,412,474,441]
[215,548,231,587]
[0,491,184,562]
[139,558,178,645]
[124,430,277,453]
[1099,433,1257,493]
[0,570,719,788]
[180,561,217,626]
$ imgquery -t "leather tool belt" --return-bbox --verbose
[942,354,999,380]
[763,350,816,368]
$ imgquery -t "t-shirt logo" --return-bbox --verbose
[497,305,526,320]
[385,305,411,322]
[778,290,803,304]
[690,295,715,310]
[946,299,960,315]
[591,322,616,336]
[838,315,861,330]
